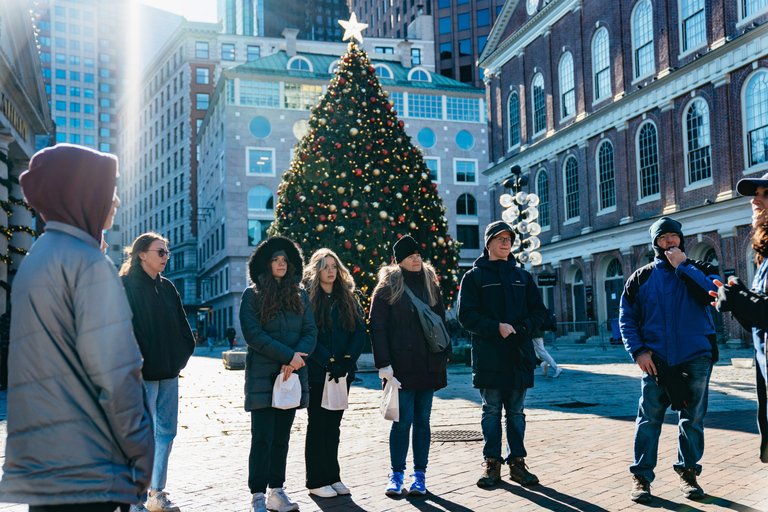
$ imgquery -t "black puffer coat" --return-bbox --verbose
[121,265,195,381]
[457,255,547,390]
[369,268,450,391]
[307,303,366,384]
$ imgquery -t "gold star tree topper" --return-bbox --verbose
[339,13,368,44]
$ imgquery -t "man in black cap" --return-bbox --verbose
[457,221,547,489]
[619,216,719,503]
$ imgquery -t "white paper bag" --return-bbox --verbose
[321,373,349,410]
[272,372,301,410]
[380,376,401,421]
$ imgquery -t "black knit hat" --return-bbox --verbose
[649,217,685,255]
[482,221,516,256]
[393,235,420,264]
[247,235,304,286]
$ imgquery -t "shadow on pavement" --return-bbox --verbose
[697,495,767,512]
[404,493,476,511]
[634,494,765,512]
[490,481,613,511]
[308,494,367,511]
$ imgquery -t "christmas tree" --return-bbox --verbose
[270,37,461,309]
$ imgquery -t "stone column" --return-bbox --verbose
[9,159,32,276]
[0,131,14,313]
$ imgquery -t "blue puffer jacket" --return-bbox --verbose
[619,257,718,366]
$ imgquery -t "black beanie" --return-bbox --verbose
[484,221,515,247]
[649,217,685,256]
[393,235,420,264]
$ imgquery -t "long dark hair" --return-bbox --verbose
[753,223,768,266]
[119,232,168,276]
[303,248,362,332]
[259,261,303,324]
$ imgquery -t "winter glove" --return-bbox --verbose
[378,365,394,381]
[716,277,768,331]
[339,357,356,375]
[652,354,694,411]
[512,344,536,373]
[326,361,347,383]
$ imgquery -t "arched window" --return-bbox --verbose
[703,247,719,267]
[536,169,550,227]
[597,140,616,210]
[247,185,273,211]
[559,52,575,119]
[456,193,477,216]
[375,64,393,79]
[564,155,580,220]
[606,259,624,279]
[632,0,654,79]
[592,28,611,101]
[287,57,311,71]
[408,68,430,82]
[746,72,768,167]
[685,98,712,184]
[638,122,660,198]
[532,73,546,134]
[681,0,706,52]
[508,92,520,147]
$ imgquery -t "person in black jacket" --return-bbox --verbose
[457,221,547,489]
[120,233,195,512]
[302,248,366,498]
[369,235,450,497]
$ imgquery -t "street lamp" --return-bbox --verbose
[498,165,543,266]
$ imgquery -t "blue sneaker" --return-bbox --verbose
[385,472,405,496]
[409,471,427,495]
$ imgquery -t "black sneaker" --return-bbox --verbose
[630,474,652,503]
[477,458,501,487]
[676,468,704,500]
[507,457,539,486]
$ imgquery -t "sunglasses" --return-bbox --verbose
[148,249,171,258]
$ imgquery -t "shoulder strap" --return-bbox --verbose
[403,285,425,307]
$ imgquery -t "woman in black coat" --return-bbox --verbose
[369,235,450,497]
[239,236,317,512]
[119,232,195,512]
[302,248,366,498]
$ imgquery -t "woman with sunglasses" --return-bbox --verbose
[302,248,366,498]
[120,233,195,512]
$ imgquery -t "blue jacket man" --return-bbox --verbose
[458,221,547,489]
[619,217,718,504]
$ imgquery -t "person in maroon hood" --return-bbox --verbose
[0,144,154,512]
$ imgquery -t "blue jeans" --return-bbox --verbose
[479,388,527,461]
[390,389,434,474]
[631,355,713,482]
[145,378,179,492]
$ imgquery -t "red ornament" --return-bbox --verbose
[319,136,325,142]
[348,152,354,158]
[300,154,307,162]
[330,156,336,162]
[396,233,403,239]
[441,260,446,265]
[402,185,409,192]
[309,206,315,212]
[391,222,396,227]
[387,121,393,127]
[350,211,357,218]
[421,243,427,249]
[295,193,302,201]
[365,145,372,151]
[328,106,334,113]
[331,214,337,221]
[342,201,349,207]
[398,121,404,128]
[331,119,337,125]
[335,143,342,149]
[323,181,329,187]
[353,265,361,274]
[445,235,451,242]
[320,215,327,221]
[385,103,392,110]
[339,77,346,85]
[372,250,378,256]
[382,149,389,156]
[344,57,351,63]
[383,186,390,194]
[432,183,437,189]
[430,225,437,231]
[421,187,427,193]
[398,215,405,223]
[367,66,375,73]
[344,241,352,250]
[370,97,377,103]
[355,168,363,176]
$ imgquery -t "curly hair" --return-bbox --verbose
[303,248,362,332]
[259,261,304,324]
[753,223,768,266]
[372,260,441,307]
[118,232,168,276]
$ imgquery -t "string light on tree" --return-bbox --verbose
[499,165,543,266]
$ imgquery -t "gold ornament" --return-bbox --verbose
[396,192,402,199]
[410,222,417,229]
[350,127,359,136]
[357,244,365,252]
[329,204,337,212]
[364,185,371,192]
[337,186,345,194]
[317,224,325,232]
[378,210,388,219]
[438,237,445,246]
[340,172,347,178]
[351,199,360,208]
[373,169,380,176]
[319,118,327,125]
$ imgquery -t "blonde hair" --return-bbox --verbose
[119,232,169,276]
[373,260,441,307]
[303,248,362,332]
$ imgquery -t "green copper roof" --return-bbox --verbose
[225,51,483,94]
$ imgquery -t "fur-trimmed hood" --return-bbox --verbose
[247,235,304,288]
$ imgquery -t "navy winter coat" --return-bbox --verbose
[457,255,547,390]
[619,257,717,365]
[307,302,366,383]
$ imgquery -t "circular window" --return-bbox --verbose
[455,130,474,151]
[249,117,271,138]
[526,0,538,15]
[293,119,309,140]
[417,128,436,148]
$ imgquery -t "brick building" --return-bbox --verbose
[479,0,768,342]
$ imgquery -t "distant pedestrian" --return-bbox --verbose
[620,217,718,503]
[369,235,451,497]
[533,309,561,378]
[226,327,237,350]
[240,236,317,512]
[302,248,365,498]
[206,323,218,351]
[120,233,196,512]
[457,221,547,489]
[0,144,154,511]
[711,172,768,464]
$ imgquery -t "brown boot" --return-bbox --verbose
[630,474,652,503]
[507,457,539,486]
[476,458,501,487]
[676,468,704,500]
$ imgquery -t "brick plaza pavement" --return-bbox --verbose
[0,345,766,511]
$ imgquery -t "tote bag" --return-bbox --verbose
[321,373,349,410]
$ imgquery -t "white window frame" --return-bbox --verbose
[635,120,661,203]
[535,167,550,231]
[678,0,707,58]
[424,156,441,184]
[559,52,575,122]
[531,73,546,136]
[508,90,521,150]
[245,147,276,177]
[456,193,479,224]
[286,56,313,72]
[453,158,479,185]
[683,97,713,190]
[595,139,617,214]
[562,154,580,224]
[328,60,340,73]
[592,27,611,104]
[375,64,394,79]
[407,67,432,82]
[742,69,768,175]
[738,0,768,27]
[631,0,655,83]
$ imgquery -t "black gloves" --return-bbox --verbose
[715,277,768,331]
[512,344,536,373]
[339,358,356,375]
[652,354,694,412]
[326,358,355,383]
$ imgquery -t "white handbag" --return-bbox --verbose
[321,374,349,410]
[272,372,301,409]
[380,376,401,421]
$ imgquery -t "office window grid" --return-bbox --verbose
[240,80,279,107]
[559,53,575,119]
[455,160,476,183]
[634,0,654,78]
[593,29,611,101]
[744,0,768,17]
[248,149,274,175]
[537,170,550,227]
[390,92,404,113]
[532,73,546,134]
[638,123,660,197]
[686,99,712,183]
[284,84,322,110]
[682,0,706,51]
[598,141,616,209]
[447,97,480,122]
[565,156,579,220]
[408,94,442,119]
[747,73,768,166]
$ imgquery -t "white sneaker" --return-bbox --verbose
[541,361,549,377]
[308,485,337,498]
[331,481,350,495]
[146,492,180,512]
[252,492,268,512]
[266,487,299,512]
[553,366,563,378]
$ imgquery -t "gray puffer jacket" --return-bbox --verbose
[239,278,317,411]
[0,222,154,505]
